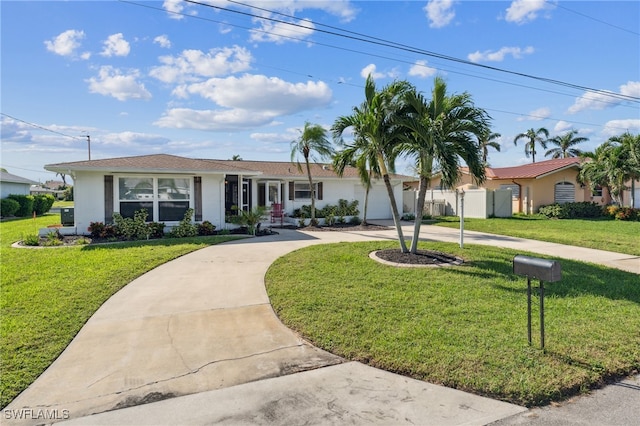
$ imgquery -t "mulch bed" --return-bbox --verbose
[374,249,463,266]
[297,223,391,232]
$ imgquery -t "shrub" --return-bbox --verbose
[22,233,40,246]
[614,207,639,221]
[402,213,415,221]
[197,220,216,236]
[168,209,198,238]
[88,222,117,239]
[349,216,362,225]
[43,231,63,246]
[33,194,55,215]
[292,199,360,218]
[63,186,74,201]
[113,210,151,240]
[148,222,166,239]
[228,206,266,235]
[538,202,603,219]
[8,194,35,217]
[1,198,20,217]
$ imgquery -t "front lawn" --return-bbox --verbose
[266,241,640,407]
[0,214,238,408]
[433,216,640,256]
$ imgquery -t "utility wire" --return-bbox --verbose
[120,0,638,112]
[555,2,640,36]
[183,0,639,103]
[1,112,84,141]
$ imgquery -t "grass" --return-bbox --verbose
[0,214,239,408]
[52,200,74,208]
[266,241,640,407]
[433,216,640,256]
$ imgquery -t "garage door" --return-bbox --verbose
[634,186,640,208]
[355,184,391,219]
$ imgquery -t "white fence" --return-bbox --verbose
[404,188,512,218]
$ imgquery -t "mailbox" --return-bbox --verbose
[513,255,561,282]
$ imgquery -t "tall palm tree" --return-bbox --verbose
[398,77,487,253]
[290,122,334,222]
[478,129,501,166]
[332,74,413,252]
[545,130,588,159]
[332,132,379,226]
[514,127,549,163]
[578,133,640,206]
[607,132,640,207]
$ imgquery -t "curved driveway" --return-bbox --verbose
[5,223,638,425]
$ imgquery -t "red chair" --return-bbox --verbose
[270,203,284,225]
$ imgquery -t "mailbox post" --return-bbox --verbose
[513,255,561,350]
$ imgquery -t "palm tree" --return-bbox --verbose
[545,130,588,159]
[578,133,639,206]
[398,77,487,253]
[290,122,334,222]
[332,74,413,252]
[514,127,549,163]
[607,132,640,207]
[478,129,501,166]
[332,133,379,226]
[230,154,243,161]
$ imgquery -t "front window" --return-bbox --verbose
[294,182,317,199]
[118,177,191,221]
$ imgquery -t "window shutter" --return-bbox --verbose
[289,181,295,200]
[194,176,202,221]
[317,182,323,200]
[104,175,113,223]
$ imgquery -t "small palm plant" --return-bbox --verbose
[230,206,267,235]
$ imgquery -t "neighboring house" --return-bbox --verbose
[30,185,65,200]
[431,157,605,214]
[0,171,38,199]
[44,154,410,233]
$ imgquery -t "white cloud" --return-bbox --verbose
[505,0,550,24]
[149,46,253,84]
[87,66,152,101]
[44,29,87,57]
[162,0,187,19]
[360,64,398,80]
[553,121,573,132]
[155,75,332,131]
[100,131,170,147]
[468,46,534,63]
[568,81,640,114]
[408,60,437,78]
[153,35,172,49]
[101,33,130,57]
[602,119,640,137]
[517,107,551,121]
[250,17,315,44]
[424,0,455,28]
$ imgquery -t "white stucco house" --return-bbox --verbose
[44,154,410,234]
[0,171,38,199]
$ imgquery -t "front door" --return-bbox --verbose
[267,181,281,206]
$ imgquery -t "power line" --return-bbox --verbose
[120,0,639,112]
[1,113,84,141]
[555,2,640,36]
[183,0,639,103]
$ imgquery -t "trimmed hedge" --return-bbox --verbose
[1,198,20,217]
[7,194,35,217]
[538,202,604,219]
[33,194,55,215]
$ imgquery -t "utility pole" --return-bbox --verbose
[86,135,91,160]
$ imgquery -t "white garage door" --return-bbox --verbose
[355,184,392,220]
[634,186,640,208]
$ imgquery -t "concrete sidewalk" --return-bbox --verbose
[4,223,638,425]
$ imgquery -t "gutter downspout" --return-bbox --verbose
[512,179,523,214]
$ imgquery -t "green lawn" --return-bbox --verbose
[0,214,239,408]
[433,216,640,256]
[52,200,74,208]
[266,241,640,407]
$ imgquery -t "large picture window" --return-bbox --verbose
[117,177,191,221]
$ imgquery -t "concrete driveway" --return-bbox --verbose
[4,223,638,425]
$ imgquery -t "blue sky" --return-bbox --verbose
[2,0,639,183]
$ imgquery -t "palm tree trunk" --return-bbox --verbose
[362,170,371,226]
[377,153,407,252]
[410,175,428,253]
[305,159,315,221]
